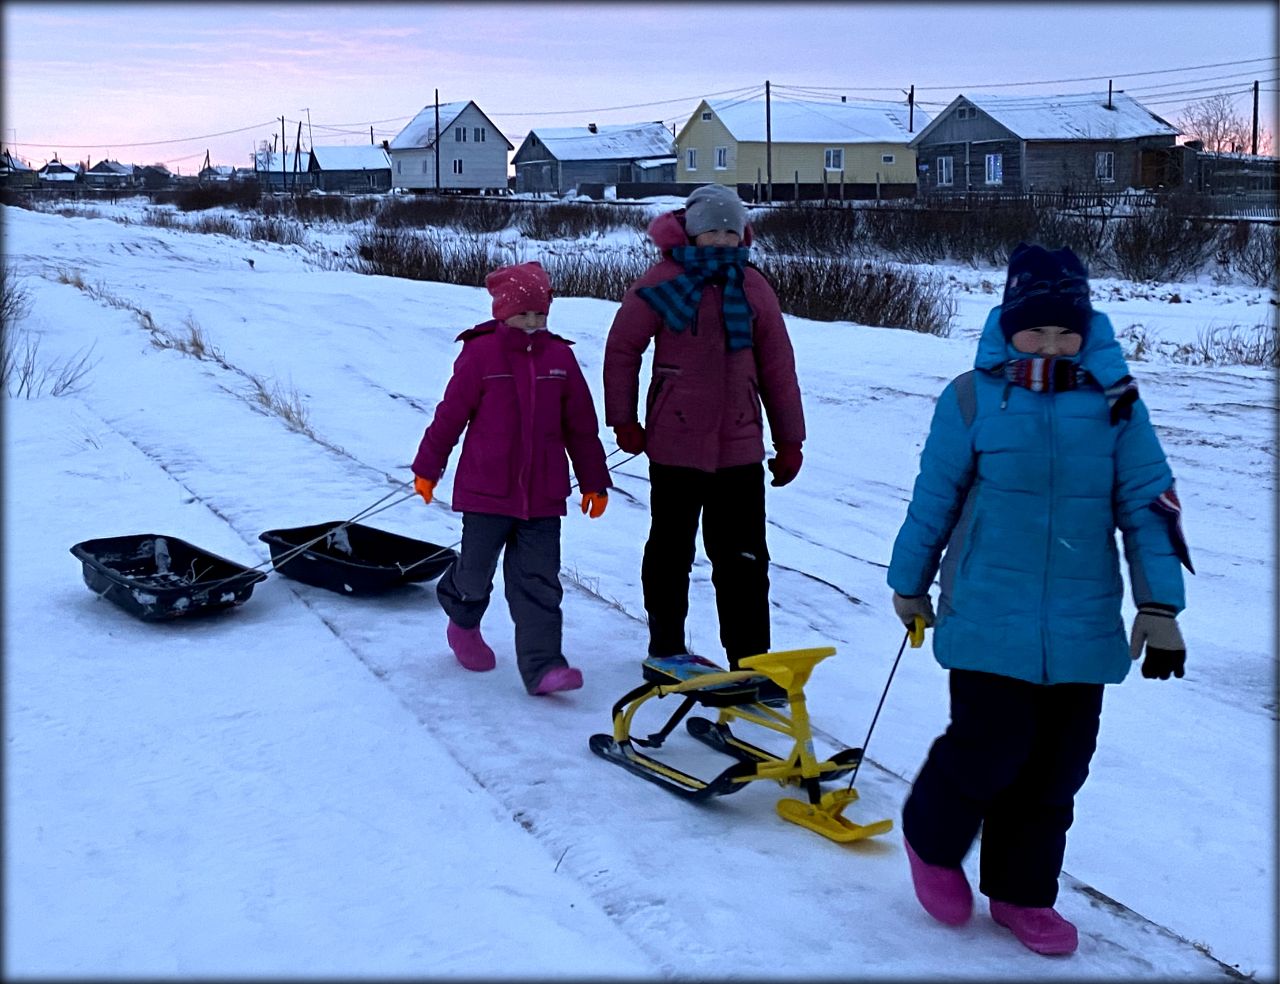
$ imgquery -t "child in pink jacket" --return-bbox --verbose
[412,261,611,696]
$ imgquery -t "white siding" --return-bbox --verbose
[388,103,510,192]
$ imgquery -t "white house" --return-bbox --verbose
[387,100,513,193]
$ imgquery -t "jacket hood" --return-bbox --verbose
[975,305,1131,387]
[647,208,754,253]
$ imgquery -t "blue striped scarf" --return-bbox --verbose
[636,246,754,351]
[1001,359,1139,425]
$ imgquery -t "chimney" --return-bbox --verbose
[588,122,598,134]
[841,95,847,102]
[381,140,390,152]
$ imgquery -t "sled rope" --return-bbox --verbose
[845,627,911,792]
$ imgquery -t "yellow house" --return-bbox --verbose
[675,97,929,197]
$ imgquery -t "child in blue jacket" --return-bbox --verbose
[887,243,1192,956]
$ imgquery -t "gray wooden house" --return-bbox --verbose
[387,100,512,194]
[84,160,136,189]
[2,150,39,188]
[512,122,675,194]
[909,91,1180,195]
[254,150,314,192]
[307,146,392,193]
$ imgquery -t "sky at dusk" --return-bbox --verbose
[3,1,1277,170]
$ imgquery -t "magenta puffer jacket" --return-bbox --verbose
[603,210,805,472]
[413,321,612,519]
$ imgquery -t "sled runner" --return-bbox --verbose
[259,521,456,595]
[589,648,894,843]
[70,533,267,621]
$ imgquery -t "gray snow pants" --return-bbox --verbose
[436,511,567,692]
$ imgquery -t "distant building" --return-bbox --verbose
[1,149,39,188]
[909,91,1181,194]
[84,159,136,189]
[137,164,174,190]
[253,150,314,192]
[37,159,81,185]
[512,122,675,194]
[307,146,392,193]
[387,100,513,194]
[198,164,236,183]
[676,97,928,199]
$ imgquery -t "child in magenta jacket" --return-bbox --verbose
[412,261,611,696]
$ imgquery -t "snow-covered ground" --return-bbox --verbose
[3,200,1275,979]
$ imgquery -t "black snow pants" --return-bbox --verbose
[901,668,1105,908]
[436,512,567,691]
[642,461,770,667]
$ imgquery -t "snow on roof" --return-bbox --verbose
[388,101,471,150]
[635,156,677,169]
[959,91,1179,140]
[707,97,929,144]
[526,122,674,161]
[91,160,134,174]
[254,151,307,172]
[310,146,391,171]
[2,151,34,171]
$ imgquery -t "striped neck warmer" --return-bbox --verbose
[637,246,754,351]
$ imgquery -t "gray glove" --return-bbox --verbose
[892,592,935,629]
[1129,605,1186,680]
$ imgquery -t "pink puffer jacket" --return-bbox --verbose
[603,210,805,472]
[413,321,611,519]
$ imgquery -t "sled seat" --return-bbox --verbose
[641,654,766,707]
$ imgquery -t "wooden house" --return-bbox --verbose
[137,164,174,190]
[1,150,39,188]
[387,100,512,194]
[254,151,314,192]
[512,122,675,194]
[675,97,928,200]
[909,91,1181,195]
[84,160,136,189]
[37,159,82,185]
[307,146,392,193]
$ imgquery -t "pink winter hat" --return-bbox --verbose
[486,261,553,321]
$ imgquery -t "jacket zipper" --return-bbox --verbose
[1041,393,1056,683]
[520,341,535,520]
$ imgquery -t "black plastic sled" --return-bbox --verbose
[258,521,456,595]
[70,533,267,622]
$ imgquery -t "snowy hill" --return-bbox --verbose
[3,202,1275,979]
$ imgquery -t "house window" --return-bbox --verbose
[824,148,844,171]
[452,159,463,174]
[715,146,728,169]
[474,127,486,142]
[422,160,430,174]
[455,126,467,142]
[985,153,1003,185]
[687,148,697,170]
[396,160,402,174]
[881,153,896,165]
[701,111,712,121]
[937,156,954,186]
[1095,151,1115,183]
[957,106,974,120]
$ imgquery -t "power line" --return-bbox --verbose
[11,120,278,150]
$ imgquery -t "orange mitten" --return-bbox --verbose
[414,475,436,505]
[580,491,608,519]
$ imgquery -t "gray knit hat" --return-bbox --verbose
[683,184,747,238]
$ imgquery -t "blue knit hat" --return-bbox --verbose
[999,242,1093,341]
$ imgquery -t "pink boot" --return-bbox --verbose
[990,900,1079,955]
[532,665,583,695]
[446,621,496,672]
[904,837,973,926]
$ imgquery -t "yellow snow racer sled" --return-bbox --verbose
[589,646,894,843]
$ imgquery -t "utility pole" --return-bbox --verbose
[1252,80,1259,155]
[300,108,313,150]
[765,79,773,202]
[293,119,304,193]
[908,84,915,133]
[434,89,441,192]
[279,116,286,188]
[1107,80,1113,110]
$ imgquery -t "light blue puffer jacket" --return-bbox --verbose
[888,306,1186,685]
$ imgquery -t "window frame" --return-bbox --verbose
[937,155,954,187]
[452,158,463,175]
[686,148,697,171]
[1095,150,1115,183]
[881,153,896,165]
[714,146,728,169]
[985,152,1003,186]
[824,147,844,171]
[454,126,467,142]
